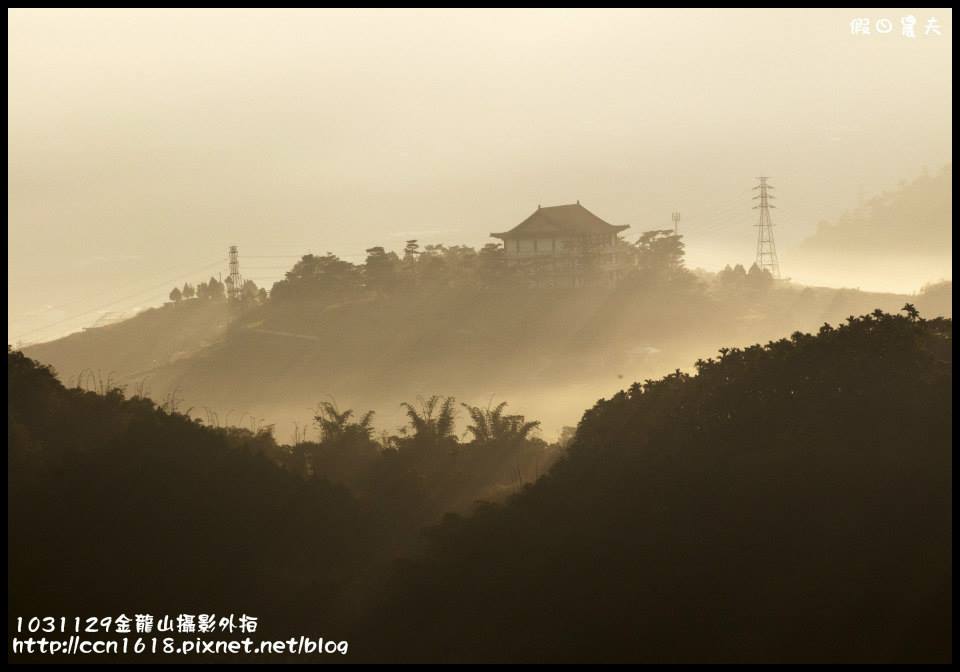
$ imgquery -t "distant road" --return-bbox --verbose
[248,327,322,342]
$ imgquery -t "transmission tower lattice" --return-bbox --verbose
[752,177,780,279]
[227,245,243,301]
[671,211,681,234]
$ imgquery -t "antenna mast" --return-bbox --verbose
[227,245,243,301]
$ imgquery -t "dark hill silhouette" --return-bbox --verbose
[7,307,952,662]
[7,348,560,661]
[8,347,368,654]
[363,307,952,663]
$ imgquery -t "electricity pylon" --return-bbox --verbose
[752,177,780,279]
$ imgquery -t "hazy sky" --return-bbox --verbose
[8,8,952,343]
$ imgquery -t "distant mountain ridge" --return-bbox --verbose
[21,272,952,439]
[800,165,952,257]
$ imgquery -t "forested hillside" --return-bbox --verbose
[363,306,953,663]
[8,347,561,661]
[9,307,952,662]
[22,235,951,439]
[22,297,231,390]
[8,348,366,647]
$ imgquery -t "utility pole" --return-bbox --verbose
[227,245,243,301]
[752,177,780,279]
[671,211,681,235]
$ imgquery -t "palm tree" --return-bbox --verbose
[462,400,540,446]
[314,400,375,443]
[902,303,920,321]
[398,395,457,451]
[307,400,378,485]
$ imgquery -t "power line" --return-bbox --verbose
[16,255,227,318]
[12,258,226,342]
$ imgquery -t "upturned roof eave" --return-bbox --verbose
[490,223,630,239]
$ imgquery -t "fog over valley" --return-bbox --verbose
[8,9,952,664]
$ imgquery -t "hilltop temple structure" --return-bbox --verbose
[491,202,631,288]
